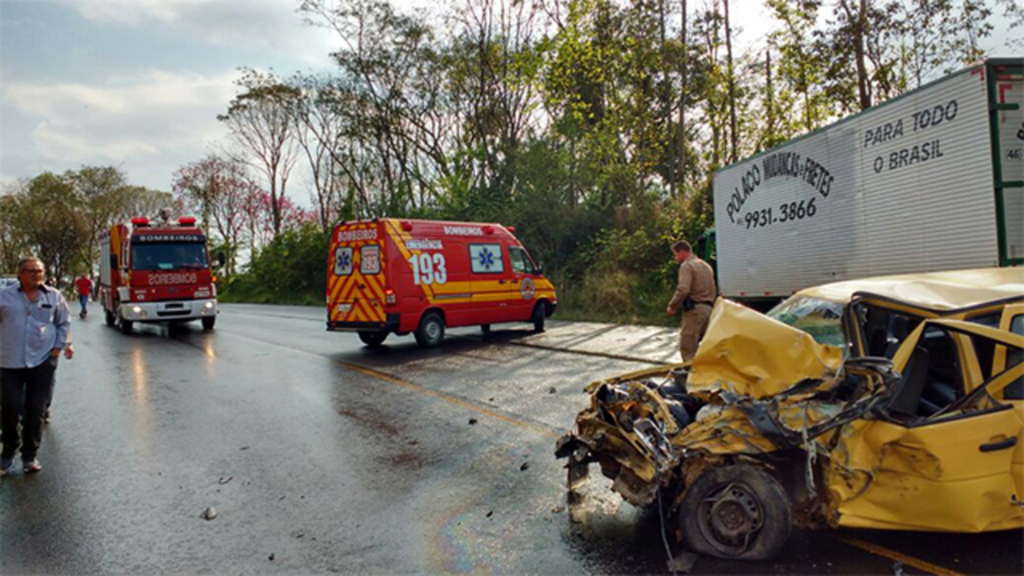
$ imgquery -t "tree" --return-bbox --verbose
[11,173,89,285]
[172,155,260,275]
[219,68,301,237]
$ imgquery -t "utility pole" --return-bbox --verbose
[677,0,687,199]
[724,0,738,163]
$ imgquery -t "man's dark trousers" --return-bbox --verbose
[1,358,57,461]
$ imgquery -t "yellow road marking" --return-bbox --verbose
[335,360,562,440]
[834,534,965,576]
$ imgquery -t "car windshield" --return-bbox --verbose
[131,243,208,271]
[767,295,845,348]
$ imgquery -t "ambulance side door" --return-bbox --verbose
[468,241,512,323]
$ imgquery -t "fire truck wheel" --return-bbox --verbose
[119,318,133,335]
[202,316,216,331]
[531,303,546,333]
[105,310,116,327]
[415,312,445,347]
[481,324,491,334]
[358,331,388,347]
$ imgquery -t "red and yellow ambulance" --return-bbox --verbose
[326,219,557,347]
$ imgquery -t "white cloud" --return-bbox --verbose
[56,0,336,66]
[4,70,236,164]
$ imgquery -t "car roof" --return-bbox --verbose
[796,267,1024,310]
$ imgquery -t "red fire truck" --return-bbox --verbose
[327,218,557,347]
[99,215,220,334]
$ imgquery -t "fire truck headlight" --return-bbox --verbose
[131,305,142,314]
[204,301,214,309]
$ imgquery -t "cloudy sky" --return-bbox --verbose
[0,0,1016,197]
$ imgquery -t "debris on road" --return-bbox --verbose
[551,505,565,514]
[548,387,557,394]
[201,507,218,521]
[218,476,233,485]
[667,552,699,574]
[519,462,530,471]
[468,418,478,425]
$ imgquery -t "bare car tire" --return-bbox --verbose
[531,302,546,333]
[678,464,792,561]
[358,331,388,347]
[202,316,216,331]
[414,313,445,347]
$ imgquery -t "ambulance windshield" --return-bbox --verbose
[132,243,209,271]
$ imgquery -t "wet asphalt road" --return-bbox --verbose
[1,304,1021,574]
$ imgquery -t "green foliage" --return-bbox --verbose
[219,223,330,306]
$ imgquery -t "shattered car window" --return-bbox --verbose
[767,296,845,348]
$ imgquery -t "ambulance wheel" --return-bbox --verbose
[415,313,445,347]
[481,324,491,335]
[119,317,133,335]
[678,464,792,561]
[358,331,388,348]
[531,303,546,333]
[105,310,116,327]
[202,316,216,331]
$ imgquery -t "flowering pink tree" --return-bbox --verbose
[172,155,263,275]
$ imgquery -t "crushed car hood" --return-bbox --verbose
[688,299,844,399]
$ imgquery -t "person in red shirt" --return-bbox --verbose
[74,272,94,318]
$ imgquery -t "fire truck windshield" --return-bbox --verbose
[131,243,208,271]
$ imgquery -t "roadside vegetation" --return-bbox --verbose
[5,0,1019,324]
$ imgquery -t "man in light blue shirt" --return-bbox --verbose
[0,257,74,475]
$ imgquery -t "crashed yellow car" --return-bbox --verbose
[556,268,1023,560]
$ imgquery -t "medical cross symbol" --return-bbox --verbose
[337,251,351,270]
[478,249,495,270]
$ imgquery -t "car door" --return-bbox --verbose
[833,318,1024,532]
[994,304,1024,500]
[468,241,513,324]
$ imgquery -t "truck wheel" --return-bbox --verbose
[531,303,546,333]
[201,316,216,331]
[358,331,388,347]
[414,313,445,347]
[678,464,792,561]
[119,317,133,335]
[481,324,491,335]
[105,310,116,327]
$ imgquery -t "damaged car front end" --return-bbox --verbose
[557,272,1024,561]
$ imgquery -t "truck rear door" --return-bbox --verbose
[328,222,387,326]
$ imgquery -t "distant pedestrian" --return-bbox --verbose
[666,240,717,362]
[75,272,94,318]
[0,257,74,475]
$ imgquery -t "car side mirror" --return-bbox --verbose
[216,251,226,268]
[535,263,544,275]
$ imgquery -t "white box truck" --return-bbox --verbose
[711,58,1022,306]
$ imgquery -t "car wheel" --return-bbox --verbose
[201,316,216,331]
[105,309,116,327]
[414,313,445,347]
[119,317,133,335]
[358,331,388,347]
[532,302,546,333]
[678,464,792,561]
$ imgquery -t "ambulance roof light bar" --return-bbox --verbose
[401,220,413,232]
[482,225,495,235]
[131,217,150,227]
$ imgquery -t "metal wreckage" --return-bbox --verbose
[556,269,1024,561]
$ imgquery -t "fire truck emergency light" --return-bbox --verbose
[178,217,197,226]
[131,217,150,226]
